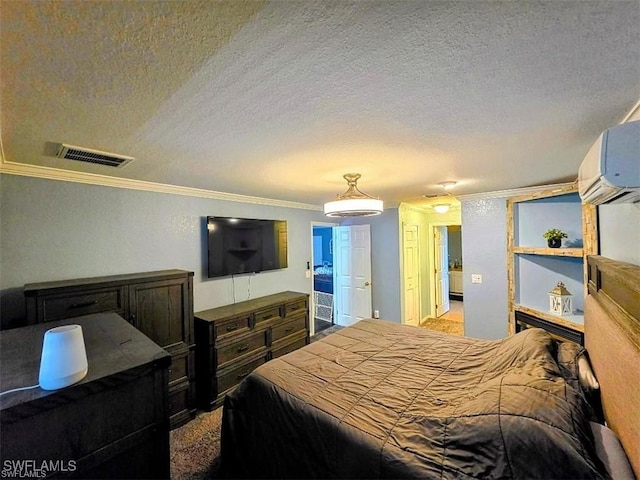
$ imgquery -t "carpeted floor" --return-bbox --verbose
[420,317,464,336]
[170,407,223,479]
[312,323,344,340]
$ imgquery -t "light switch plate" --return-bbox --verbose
[471,274,483,284]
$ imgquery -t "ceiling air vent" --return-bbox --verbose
[55,144,134,168]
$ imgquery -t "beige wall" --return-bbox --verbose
[399,203,462,320]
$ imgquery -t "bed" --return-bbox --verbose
[313,263,334,294]
[219,255,639,479]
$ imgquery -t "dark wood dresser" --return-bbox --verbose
[0,313,170,479]
[195,291,309,410]
[23,270,195,428]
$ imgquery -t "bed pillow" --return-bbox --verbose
[555,340,583,387]
[589,422,635,480]
[555,341,600,391]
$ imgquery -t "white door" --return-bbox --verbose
[434,226,450,317]
[333,225,372,326]
[403,224,421,326]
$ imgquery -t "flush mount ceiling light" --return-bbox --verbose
[433,204,450,214]
[324,173,383,217]
[440,181,457,190]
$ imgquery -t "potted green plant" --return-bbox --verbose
[543,228,567,248]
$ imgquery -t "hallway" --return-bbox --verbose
[437,300,463,322]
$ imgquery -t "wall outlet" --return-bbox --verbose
[471,274,483,284]
[305,270,311,278]
[373,310,380,318]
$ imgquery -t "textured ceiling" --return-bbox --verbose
[1,0,639,208]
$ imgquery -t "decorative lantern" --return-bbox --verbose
[549,282,573,316]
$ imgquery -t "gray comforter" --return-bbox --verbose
[220,319,605,479]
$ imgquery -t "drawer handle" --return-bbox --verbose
[284,327,294,333]
[237,372,250,380]
[237,344,249,353]
[262,314,273,320]
[226,323,239,332]
[68,300,98,309]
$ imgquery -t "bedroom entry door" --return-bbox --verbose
[333,225,372,326]
[403,224,421,326]
[434,226,450,317]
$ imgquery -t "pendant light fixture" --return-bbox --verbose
[432,204,450,214]
[324,173,383,217]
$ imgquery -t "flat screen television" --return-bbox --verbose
[206,216,288,278]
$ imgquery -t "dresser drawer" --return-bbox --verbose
[214,315,251,341]
[168,383,190,419]
[168,350,193,387]
[272,315,306,342]
[38,287,127,322]
[254,306,281,326]
[272,333,308,359]
[216,330,268,368]
[284,298,307,317]
[217,355,267,395]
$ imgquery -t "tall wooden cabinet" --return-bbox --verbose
[1,313,171,479]
[23,270,195,428]
[507,184,597,344]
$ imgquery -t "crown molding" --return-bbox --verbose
[621,99,640,123]
[456,182,575,201]
[399,203,429,214]
[0,159,323,211]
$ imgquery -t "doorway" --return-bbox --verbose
[443,225,464,322]
[310,223,374,335]
[312,225,335,335]
[431,224,463,322]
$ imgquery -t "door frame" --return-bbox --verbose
[309,221,339,336]
[427,221,462,318]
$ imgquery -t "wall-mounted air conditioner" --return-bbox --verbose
[578,120,640,205]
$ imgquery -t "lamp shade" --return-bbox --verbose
[324,173,383,217]
[433,204,450,214]
[39,324,88,390]
[324,198,384,217]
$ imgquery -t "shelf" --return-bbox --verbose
[514,304,584,332]
[506,184,597,338]
[515,254,585,314]
[512,247,583,257]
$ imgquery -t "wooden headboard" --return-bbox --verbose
[585,255,640,476]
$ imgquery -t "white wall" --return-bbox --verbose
[599,204,640,265]
[597,107,640,266]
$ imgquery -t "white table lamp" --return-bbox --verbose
[39,324,88,390]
